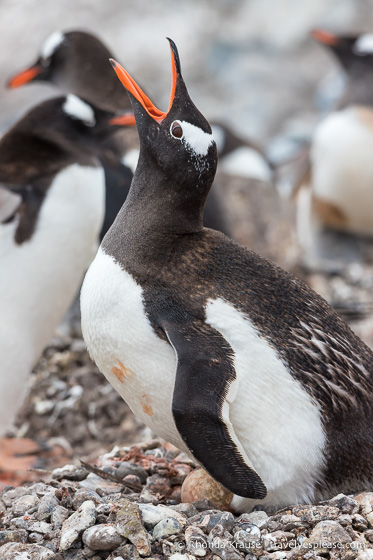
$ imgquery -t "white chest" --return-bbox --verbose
[81,249,184,447]
[312,106,373,235]
[0,164,105,434]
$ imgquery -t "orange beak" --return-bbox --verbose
[110,39,178,123]
[7,65,44,89]
[109,112,136,126]
[311,29,339,46]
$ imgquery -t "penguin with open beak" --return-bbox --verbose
[81,39,373,512]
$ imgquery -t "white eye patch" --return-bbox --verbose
[62,94,96,127]
[41,31,65,60]
[170,120,214,156]
[353,34,373,55]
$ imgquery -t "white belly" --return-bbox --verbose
[81,249,184,448]
[0,164,105,435]
[311,106,373,235]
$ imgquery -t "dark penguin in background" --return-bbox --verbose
[81,40,373,513]
[296,29,373,269]
[0,94,124,472]
[8,30,231,236]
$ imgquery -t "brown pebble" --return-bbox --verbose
[181,468,233,510]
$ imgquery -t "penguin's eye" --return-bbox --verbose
[170,121,183,139]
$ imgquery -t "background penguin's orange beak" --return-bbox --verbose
[110,40,178,123]
[109,112,136,126]
[7,65,43,88]
[311,29,339,46]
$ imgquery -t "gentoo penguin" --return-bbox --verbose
[81,40,373,513]
[296,29,373,270]
[0,94,123,471]
[8,30,231,236]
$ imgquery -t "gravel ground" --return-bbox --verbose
[1,441,373,559]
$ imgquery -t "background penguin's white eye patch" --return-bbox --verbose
[62,95,96,127]
[353,34,373,55]
[170,121,183,139]
[40,31,64,61]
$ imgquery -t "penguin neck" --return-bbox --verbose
[103,154,211,271]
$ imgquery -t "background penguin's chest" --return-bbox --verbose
[312,106,373,234]
[81,249,185,446]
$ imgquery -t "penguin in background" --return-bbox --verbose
[81,39,373,513]
[0,94,125,473]
[8,29,233,237]
[296,29,373,271]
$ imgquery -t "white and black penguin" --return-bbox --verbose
[0,94,124,469]
[8,30,232,237]
[81,40,373,513]
[296,29,373,269]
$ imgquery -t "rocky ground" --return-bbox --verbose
[1,440,373,559]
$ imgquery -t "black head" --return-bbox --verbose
[111,39,218,208]
[9,94,128,158]
[312,29,373,75]
[7,30,132,113]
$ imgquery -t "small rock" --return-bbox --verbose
[28,521,52,534]
[115,498,151,557]
[0,543,55,559]
[236,511,269,529]
[292,505,339,525]
[72,488,102,510]
[28,532,44,543]
[0,529,28,545]
[355,492,373,515]
[52,464,89,481]
[138,503,187,528]
[59,500,96,551]
[51,505,70,528]
[365,529,373,542]
[169,503,199,518]
[199,511,235,533]
[170,554,197,560]
[233,528,262,554]
[339,514,353,526]
[12,494,39,516]
[37,494,60,521]
[146,473,172,496]
[262,531,295,552]
[116,461,148,483]
[80,473,123,495]
[278,514,302,531]
[153,517,184,539]
[1,487,31,507]
[185,525,208,557]
[329,494,360,515]
[82,523,125,550]
[308,520,352,553]
[181,469,233,511]
[352,513,368,530]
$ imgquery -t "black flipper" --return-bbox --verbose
[161,317,267,500]
[14,186,45,244]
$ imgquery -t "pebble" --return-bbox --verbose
[235,510,268,528]
[51,505,70,528]
[185,525,208,557]
[153,517,184,539]
[181,468,233,510]
[170,502,199,518]
[72,488,102,510]
[115,461,148,483]
[0,542,55,559]
[12,494,39,516]
[0,528,28,545]
[329,493,360,514]
[308,520,352,552]
[82,523,125,550]
[115,497,152,556]
[199,511,235,533]
[355,492,373,515]
[52,463,89,481]
[139,503,187,528]
[292,504,339,524]
[59,500,96,551]
[37,494,60,521]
